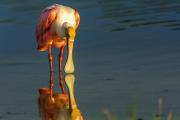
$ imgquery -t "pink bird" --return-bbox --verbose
[35,4,80,97]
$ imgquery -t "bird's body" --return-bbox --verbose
[36,4,80,51]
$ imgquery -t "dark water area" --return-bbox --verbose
[0,0,180,119]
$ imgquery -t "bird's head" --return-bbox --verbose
[64,26,76,74]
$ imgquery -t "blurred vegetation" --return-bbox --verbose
[101,97,178,120]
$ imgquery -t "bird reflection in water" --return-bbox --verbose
[38,74,83,120]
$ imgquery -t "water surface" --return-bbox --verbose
[0,0,180,119]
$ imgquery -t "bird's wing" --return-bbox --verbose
[35,4,58,50]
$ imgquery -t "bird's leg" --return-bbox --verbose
[59,46,65,94]
[48,45,53,99]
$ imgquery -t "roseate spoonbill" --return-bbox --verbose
[38,74,83,120]
[35,4,80,97]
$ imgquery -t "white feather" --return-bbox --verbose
[52,4,76,39]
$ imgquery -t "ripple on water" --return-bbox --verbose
[95,0,180,31]
[1,0,180,31]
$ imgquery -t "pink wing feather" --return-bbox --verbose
[35,4,58,51]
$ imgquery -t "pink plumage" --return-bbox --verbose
[35,4,80,51]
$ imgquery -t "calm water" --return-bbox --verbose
[0,0,180,119]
